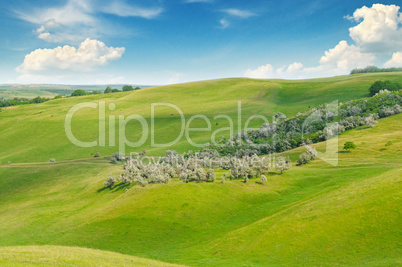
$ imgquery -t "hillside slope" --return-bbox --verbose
[0,113,400,266]
[1,73,402,163]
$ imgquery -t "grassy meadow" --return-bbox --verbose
[0,114,400,266]
[0,72,401,265]
[1,72,402,164]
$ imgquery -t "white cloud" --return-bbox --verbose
[222,9,256,18]
[218,8,257,29]
[244,41,375,79]
[101,2,163,19]
[347,4,402,53]
[15,0,163,43]
[245,4,402,80]
[16,38,125,74]
[36,23,84,43]
[16,0,95,27]
[286,62,304,73]
[244,64,274,79]
[245,62,305,79]
[318,40,375,72]
[384,52,402,67]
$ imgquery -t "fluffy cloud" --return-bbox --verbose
[245,62,307,79]
[245,4,402,80]
[244,41,375,79]
[244,64,274,79]
[384,52,402,67]
[16,38,125,74]
[286,62,304,73]
[347,4,402,53]
[318,41,375,72]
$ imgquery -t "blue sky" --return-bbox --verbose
[0,0,401,85]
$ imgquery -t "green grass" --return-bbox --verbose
[0,246,185,266]
[0,113,400,266]
[1,72,402,164]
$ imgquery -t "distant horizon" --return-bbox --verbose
[0,83,153,86]
[2,69,402,87]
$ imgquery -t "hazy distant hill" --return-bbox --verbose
[0,84,152,91]
[0,84,152,99]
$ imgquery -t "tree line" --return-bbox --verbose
[70,85,141,97]
[105,89,402,189]
[0,85,142,110]
[0,96,50,108]
[350,66,402,74]
[205,89,401,157]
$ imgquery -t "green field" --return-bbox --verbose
[0,73,401,266]
[1,72,402,164]
[0,113,400,266]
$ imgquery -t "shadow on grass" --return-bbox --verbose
[337,151,351,153]
[97,182,130,193]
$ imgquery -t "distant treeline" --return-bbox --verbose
[45,89,76,96]
[0,96,50,108]
[350,66,402,74]
[70,85,141,97]
[0,85,143,110]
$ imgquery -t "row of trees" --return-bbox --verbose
[70,89,103,97]
[106,89,402,190]
[106,151,293,188]
[70,85,141,97]
[104,85,140,94]
[205,90,402,157]
[350,66,402,74]
[0,96,50,108]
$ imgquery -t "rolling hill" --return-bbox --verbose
[0,72,400,266]
[0,115,400,266]
[1,72,402,164]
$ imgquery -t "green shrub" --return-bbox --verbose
[369,80,401,96]
[343,141,356,151]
